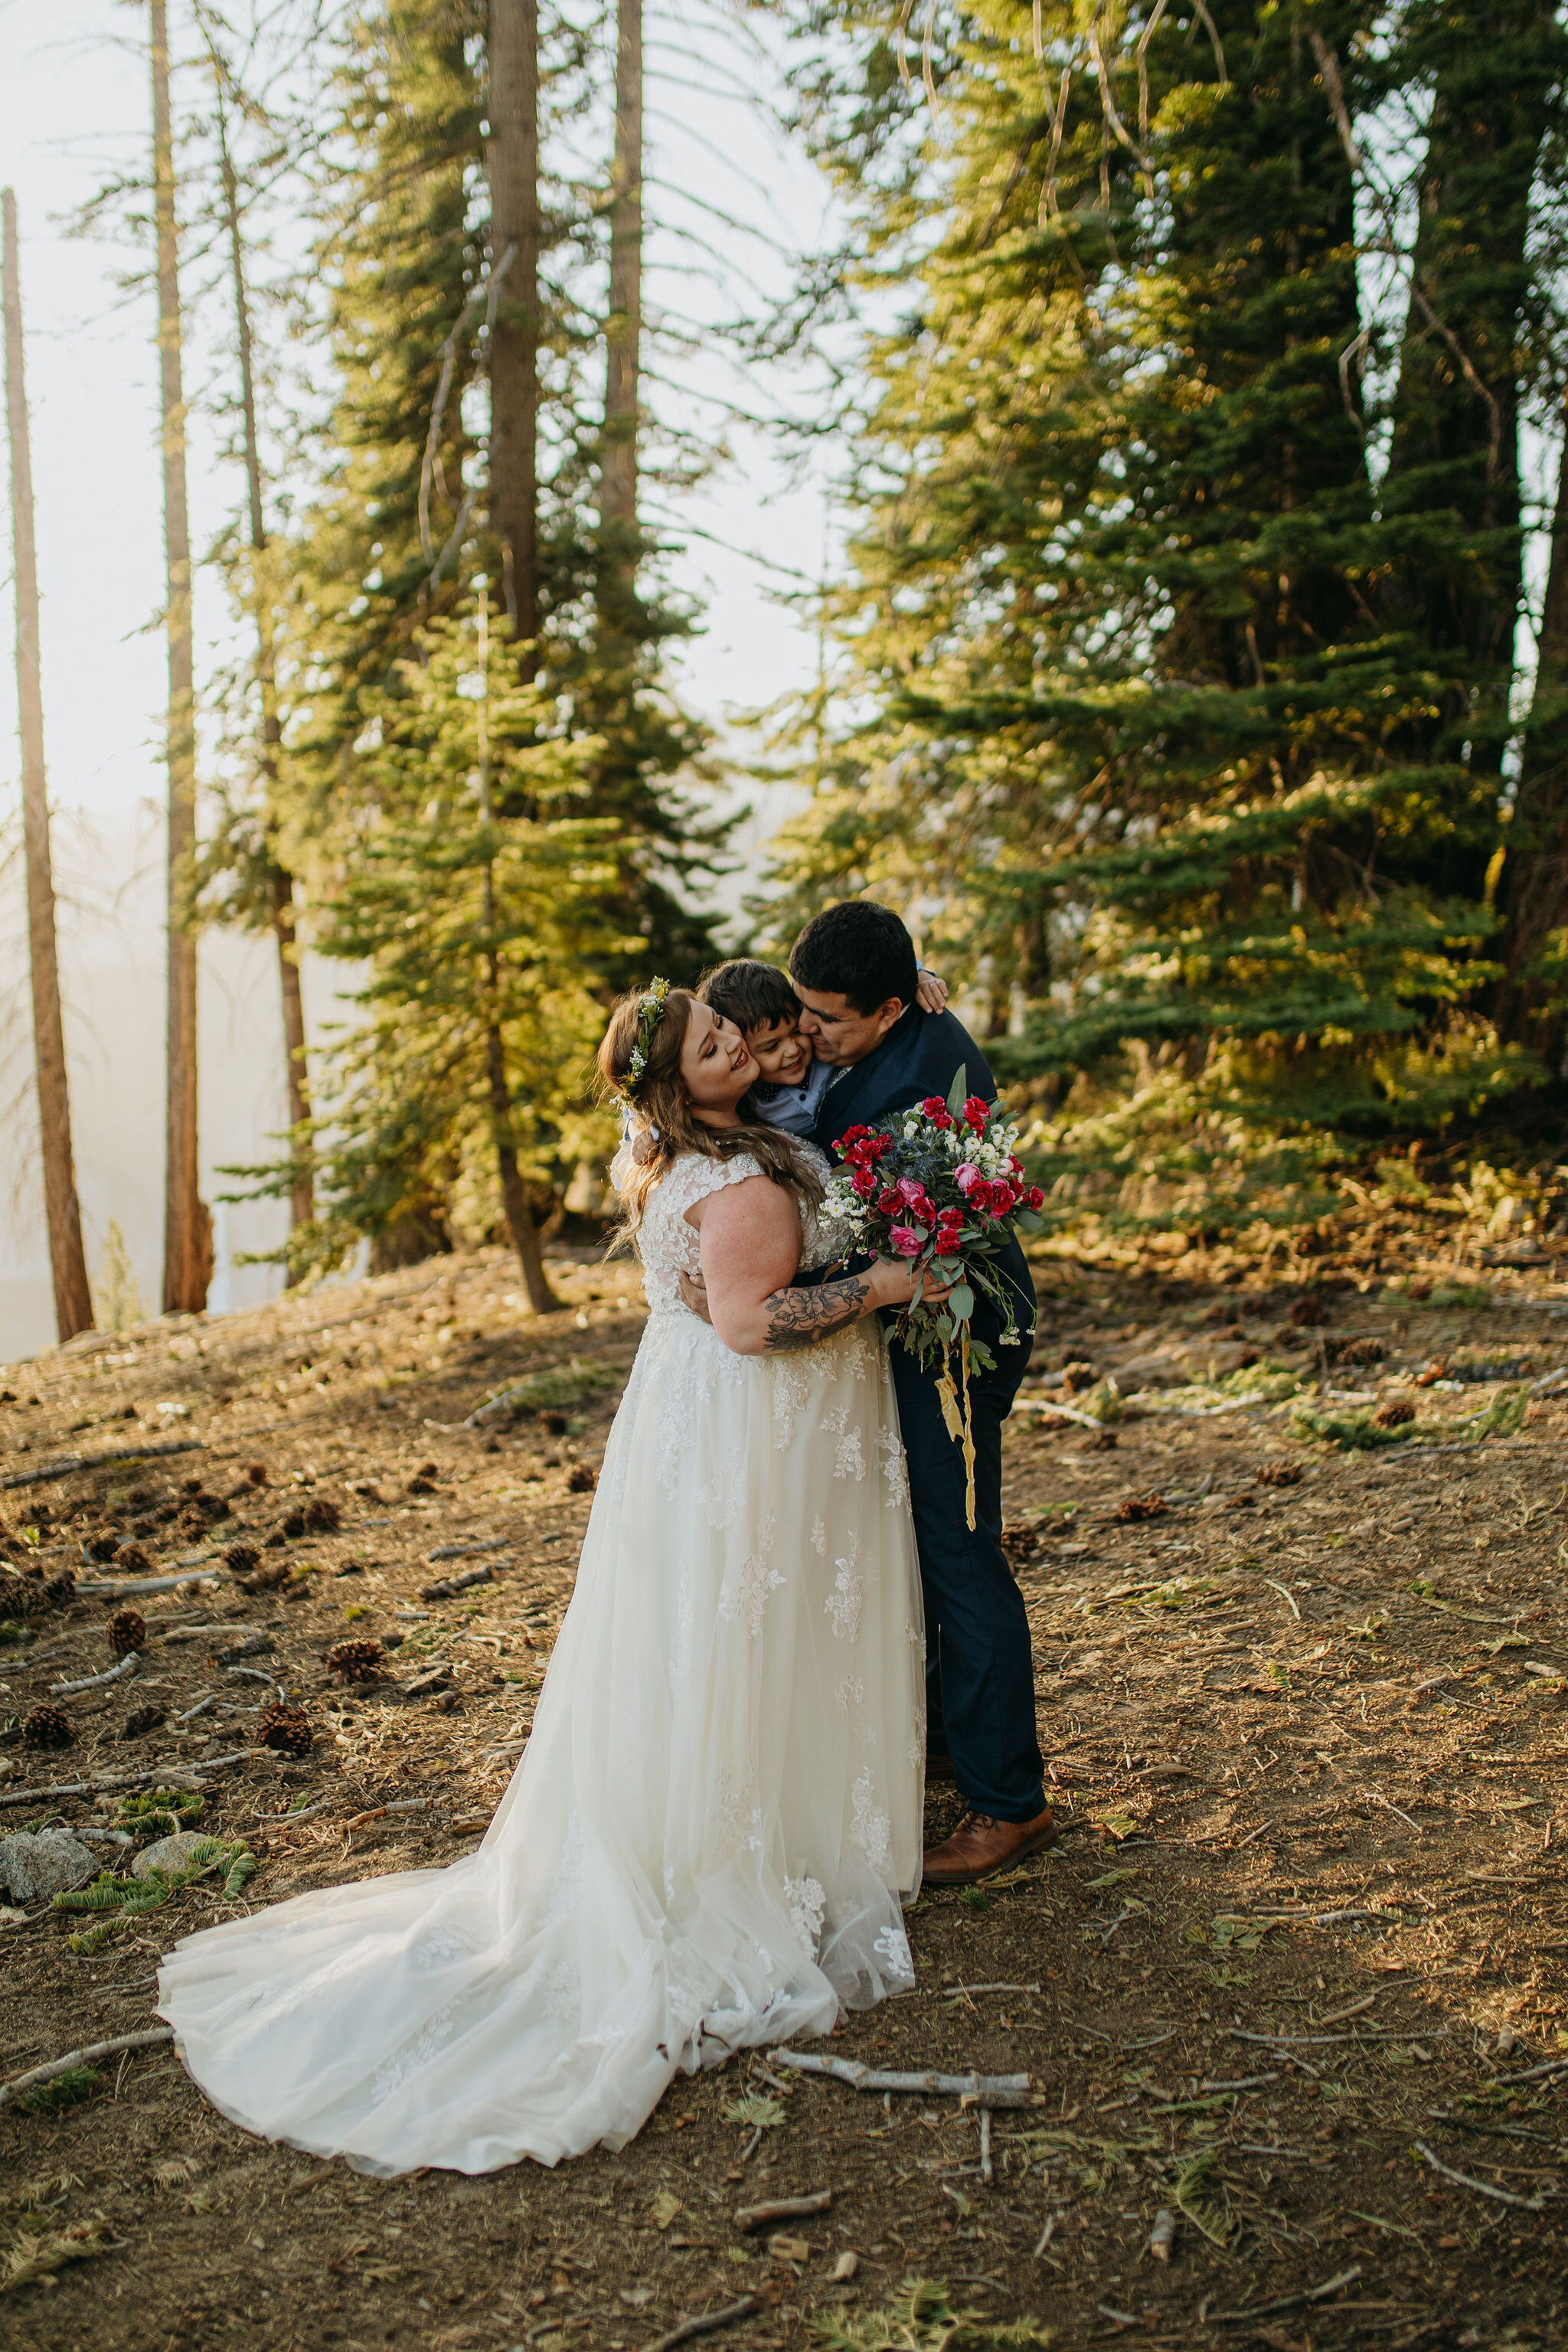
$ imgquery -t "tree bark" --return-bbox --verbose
[487,0,541,653]
[1495,413,1568,1058]
[2,189,94,1343]
[152,0,211,1314]
[599,0,642,646]
[474,587,559,1312]
[210,47,313,1227]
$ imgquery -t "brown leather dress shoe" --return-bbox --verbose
[921,1805,1057,1887]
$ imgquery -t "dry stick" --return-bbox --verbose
[978,2109,993,2184]
[1494,2055,1568,2087]
[1,1439,203,1491]
[946,1981,1040,1997]
[0,2026,172,2109]
[77,1566,229,1599]
[0,1751,247,1810]
[50,1652,140,1697]
[1032,2212,1059,2261]
[1413,2141,1552,2213]
[769,2049,1031,2106]
[640,2295,759,2352]
[1213,2265,1363,2325]
[733,2190,831,2231]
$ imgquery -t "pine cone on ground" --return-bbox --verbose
[1116,1491,1168,1523]
[303,1496,341,1533]
[120,1704,167,1740]
[1289,1294,1328,1327]
[280,1511,307,1540]
[566,1465,596,1494]
[113,1544,152,1575]
[40,1571,76,1612]
[23,1702,72,1749]
[404,1475,436,1496]
[246,1462,269,1486]
[224,1543,262,1576]
[1256,1462,1303,1488]
[1375,1400,1416,1429]
[326,1638,385,1684]
[2,1574,48,1624]
[256,1702,313,1756]
[239,1561,291,1596]
[106,1606,146,1658]
[87,1531,122,1563]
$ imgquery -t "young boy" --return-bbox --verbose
[700,956,949,1138]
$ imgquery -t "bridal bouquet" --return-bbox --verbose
[824,1070,1044,1526]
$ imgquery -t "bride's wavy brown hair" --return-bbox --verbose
[596,985,824,1236]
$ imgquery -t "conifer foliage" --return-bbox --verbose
[773,0,1568,1184]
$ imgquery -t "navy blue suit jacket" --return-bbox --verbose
[808,1004,1035,1382]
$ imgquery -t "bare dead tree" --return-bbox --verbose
[2,189,94,1343]
[201,16,313,1231]
[152,0,212,1314]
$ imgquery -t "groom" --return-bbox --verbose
[790,900,1053,1886]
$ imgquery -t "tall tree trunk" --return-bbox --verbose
[152,0,211,1314]
[1381,2,1557,778]
[487,0,541,652]
[1495,413,1568,1060]
[211,51,313,1229]
[2,189,94,1343]
[475,588,560,1312]
[484,5,557,1306]
[599,0,642,648]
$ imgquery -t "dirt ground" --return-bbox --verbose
[2,1230,1566,2351]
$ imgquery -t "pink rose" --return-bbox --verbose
[896,1175,925,1206]
[954,1163,980,1194]
[889,1225,922,1257]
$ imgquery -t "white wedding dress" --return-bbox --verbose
[156,1145,926,2175]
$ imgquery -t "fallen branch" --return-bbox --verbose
[978,2108,993,2184]
[1413,2139,1553,2212]
[1214,2265,1363,2324]
[0,1752,247,1810]
[420,1561,505,1602]
[1492,2054,1568,2086]
[1,1439,203,1491]
[1227,2025,1438,2049]
[77,1564,228,1599]
[768,2048,1031,2105]
[0,2026,172,2110]
[733,2190,831,2231]
[641,2294,759,2352]
[51,1652,139,1697]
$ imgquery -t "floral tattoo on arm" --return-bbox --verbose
[760,1273,873,1354]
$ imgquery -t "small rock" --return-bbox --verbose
[131,1831,212,1880]
[0,1827,99,1904]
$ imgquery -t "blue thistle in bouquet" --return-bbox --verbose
[822,1068,1044,1527]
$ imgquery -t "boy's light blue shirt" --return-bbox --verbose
[749,1055,834,1138]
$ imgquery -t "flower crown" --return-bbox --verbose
[621,977,671,1103]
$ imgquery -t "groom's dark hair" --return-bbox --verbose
[790,900,920,1014]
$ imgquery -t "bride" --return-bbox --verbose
[155,982,939,2176]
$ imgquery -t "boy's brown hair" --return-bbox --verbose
[697,958,799,1035]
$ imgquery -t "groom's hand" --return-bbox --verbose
[677,1270,714,1325]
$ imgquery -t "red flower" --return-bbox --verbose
[920,1096,946,1116]
[877,1188,900,1215]
[934,1230,963,1256]
[851,1168,876,1198]
[962,1096,988,1132]
[840,1125,871,1145]
[966,1180,995,1214]
[937,1207,965,1228]
[1025,1184,1045,1209]
[991,1183,1016,1214]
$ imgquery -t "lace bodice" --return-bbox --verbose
[617,1142,848,1315]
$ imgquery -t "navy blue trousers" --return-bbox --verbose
[887,1331,1045,1823]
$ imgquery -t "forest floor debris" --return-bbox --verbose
[2,1234,1566,2347]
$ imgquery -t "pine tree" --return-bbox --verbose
[769,0,1568,1186]
[263,596,619,1291]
